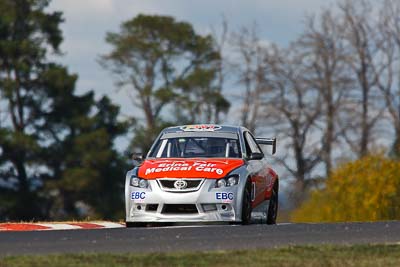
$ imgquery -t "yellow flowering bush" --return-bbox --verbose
[292,155,400,222]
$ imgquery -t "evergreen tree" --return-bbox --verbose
[0,0,128,221]
[101,14,229,154]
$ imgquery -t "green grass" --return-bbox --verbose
[1,244,400,267]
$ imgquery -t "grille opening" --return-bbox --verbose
[158,179,203,191]
[186,180,202,187]
[159,180,175,188]
[145,204,158,212]
[162,204,198,214]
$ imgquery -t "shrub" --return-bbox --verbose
[292,155,400,222]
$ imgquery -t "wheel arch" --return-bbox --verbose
[233,170,253,223]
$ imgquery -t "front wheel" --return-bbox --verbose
[266,185,278,225]
[241,180,252,225]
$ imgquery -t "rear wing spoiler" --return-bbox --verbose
[255,138,276,155]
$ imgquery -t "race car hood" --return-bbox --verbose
[138,158,245,179]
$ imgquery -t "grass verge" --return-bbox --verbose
[1,244,400,267]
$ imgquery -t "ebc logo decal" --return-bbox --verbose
[216,192,234,201]
[180,125,222,132]
[131,192,146,200]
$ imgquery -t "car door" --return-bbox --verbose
[243,132,268,208]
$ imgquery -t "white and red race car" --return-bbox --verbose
[125,125,278,226]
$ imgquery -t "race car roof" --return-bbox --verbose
[161,124,243,135]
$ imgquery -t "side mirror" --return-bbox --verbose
[249,152,263,160]
[131,153,143,167]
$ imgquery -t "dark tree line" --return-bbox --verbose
[0,0,127,220]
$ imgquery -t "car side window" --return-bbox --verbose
[243,133,252,156]
[244,132,262,154]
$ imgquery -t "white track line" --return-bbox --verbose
[93,222,125,228]
[36,223,81,230]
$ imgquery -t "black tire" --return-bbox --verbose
[241,180,252,225]
[266,184,278,225]
[126,221,146,228]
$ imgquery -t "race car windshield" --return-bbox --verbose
[149,136,242,158]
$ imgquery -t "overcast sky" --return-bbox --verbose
[49,0,336,119]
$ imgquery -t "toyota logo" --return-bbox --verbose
[174,180,187,190]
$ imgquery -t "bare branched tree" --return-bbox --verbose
[211,17,230,123]
[375,0,400,156]
[225,0,400,208]
[231,24,271,133]
[298,9,353,176]
[338,0,385,157]
[263,46,323,205]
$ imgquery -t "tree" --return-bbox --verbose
[298,10,353,176]
[211,17,230,124]
[231,24,270,133]
[374,0,400,157]
[41,89,128,219]
[173,68,230,123]
[292,155,400,222]
[101,14,229,153]
[338,0,385,158]
[263,46,323,205]
[228,24,325,205]
[0,0,64,220]
[0,0,128,221]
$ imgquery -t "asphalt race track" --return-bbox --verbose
[1,221,400,256]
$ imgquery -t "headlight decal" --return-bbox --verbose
[130,175,149,188]
[215,174,239,188]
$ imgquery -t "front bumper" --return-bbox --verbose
[125,179,240,223]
